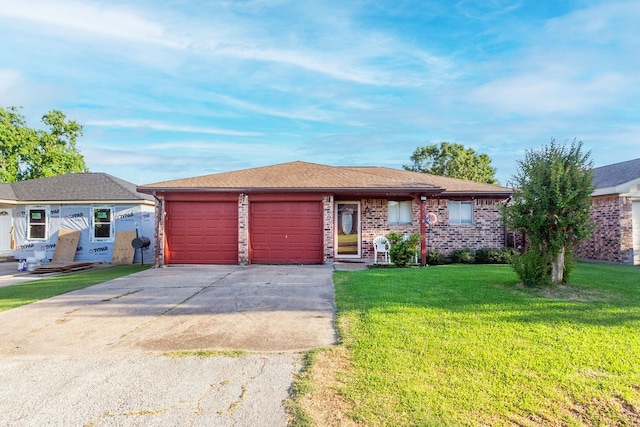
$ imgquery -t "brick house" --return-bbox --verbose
[578,158,640,265]
[137,161,512,266]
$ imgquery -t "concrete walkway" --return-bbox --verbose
[0,265,336,426]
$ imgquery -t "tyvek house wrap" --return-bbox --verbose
[11,204,155,264]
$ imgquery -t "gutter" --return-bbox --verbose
[137,186,446,194]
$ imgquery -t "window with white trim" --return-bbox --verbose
[27,207,48,240]
[388,201,412,225]
[448,201,473,225]
[92,206,114,241]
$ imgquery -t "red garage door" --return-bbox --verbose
[165,201,238,264]
[250,201,323,264]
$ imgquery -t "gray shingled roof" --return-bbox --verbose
[593,158,640,189]
[6,173,154,202]
[138,161,512,196]
[0,183,16,201]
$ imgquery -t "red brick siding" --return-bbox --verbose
[238,193,249,264]
[323,195,334,263]
[359,197,507,260]
[578,195,634,264]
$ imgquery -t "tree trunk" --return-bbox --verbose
[551,247,565,283]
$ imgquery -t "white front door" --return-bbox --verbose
[335,202,360,258]
[0,209,13,254]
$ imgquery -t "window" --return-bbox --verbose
[388,201,412,225]
[92,206,114,241]
[27,207,48,240]
[449,201,473,225]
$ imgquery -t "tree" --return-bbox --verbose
[501,139,594,285]
[0,106,88,182]
[403,142,498,184]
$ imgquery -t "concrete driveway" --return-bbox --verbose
[0,264,336,426]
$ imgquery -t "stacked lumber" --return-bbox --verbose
[31,229,98,274]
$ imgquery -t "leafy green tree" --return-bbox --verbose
[501,139,594,285]
[403,142,498,184]
[0,106,88,182]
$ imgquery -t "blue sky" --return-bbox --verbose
[1,0,638,186]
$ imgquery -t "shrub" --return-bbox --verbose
[475,248,515,264]
[386,232,420,268]
[510,248,552,287]
[427,250,445,265]
[450,247,474,264]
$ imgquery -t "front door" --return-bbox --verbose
[335,202,360,258]
[0,209,13,254]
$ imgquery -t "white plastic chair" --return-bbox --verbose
[373,236,390,264]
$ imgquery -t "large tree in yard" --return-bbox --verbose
[502,139,594,285]
[403,141,498,184]
[0,106,88,182]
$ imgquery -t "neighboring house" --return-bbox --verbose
[137,161,512,266]
[578,158,640,266]
[0,173,155,263]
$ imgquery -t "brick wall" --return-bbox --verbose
[238,193,249,265]
[577,195,634,264]
[323,195,334,264]
[358,197,507,260]
[153,194,165,267]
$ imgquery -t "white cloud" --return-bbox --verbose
[469,71,630,115]
[0,0,185,48]
[85,119,263,137]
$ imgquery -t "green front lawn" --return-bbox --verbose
[323,263,640,426]
[0,264,151,312]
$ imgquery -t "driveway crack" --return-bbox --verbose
[109,268,241,345]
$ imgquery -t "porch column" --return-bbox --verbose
[413,196,427,265]
[419,196,427,265]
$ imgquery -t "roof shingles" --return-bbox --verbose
[6,173,153,202]
[138,161,512,195]
[593,158,640,189]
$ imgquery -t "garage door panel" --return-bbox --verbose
[166,201,238,264]
[250,201,323,264]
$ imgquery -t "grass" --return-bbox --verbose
[164,349,250,358]
[312,263,640,426]
[0,264,151,312]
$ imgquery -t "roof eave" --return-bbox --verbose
[138,186,444,194]
[440,190,513,198]
[12,199,155,206]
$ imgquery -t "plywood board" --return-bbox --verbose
[51,229,81,264]
[112,231,137,265]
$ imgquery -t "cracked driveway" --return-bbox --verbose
[0,265,336,426]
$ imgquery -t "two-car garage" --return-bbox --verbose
[163,193,324,265]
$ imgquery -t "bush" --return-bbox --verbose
[386,232,420,268]
[450,247,474,264]
[427,250,445,265]
[475,248,515,264]
[510,248,552,287]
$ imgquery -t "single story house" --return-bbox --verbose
[578,158,640,265]
[0,173,155,263]
[137,161,512,266]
